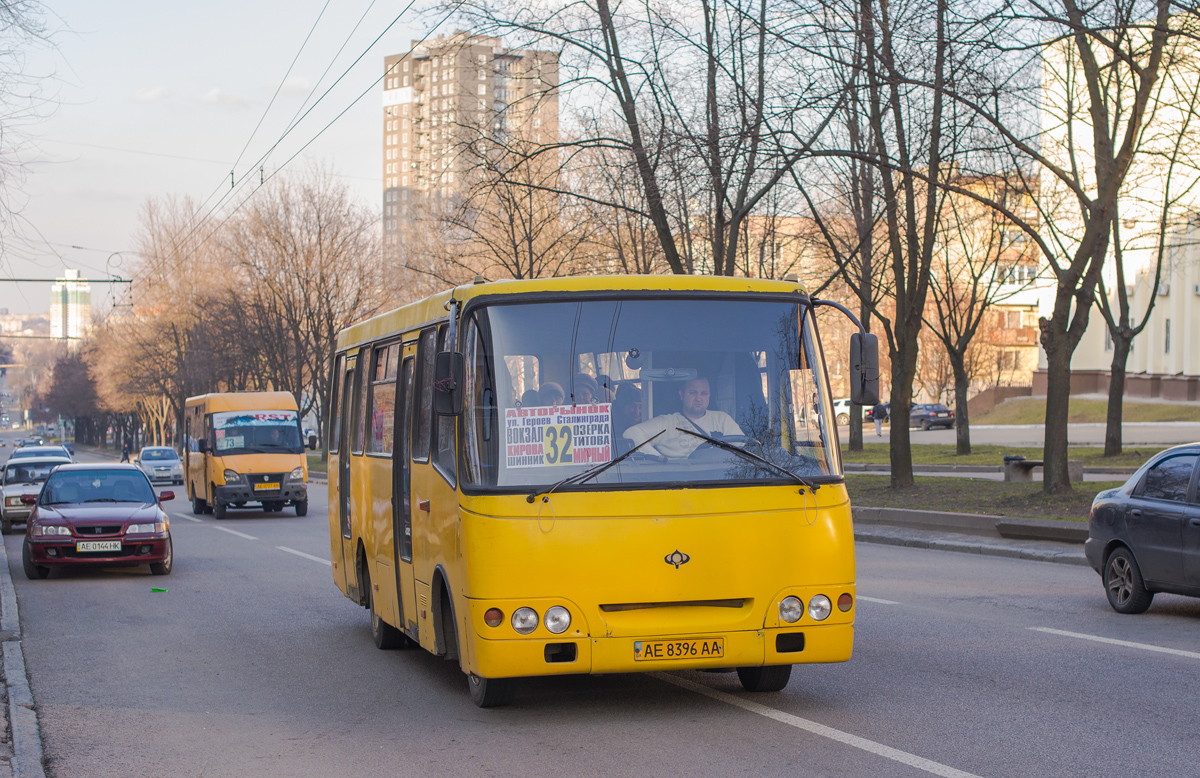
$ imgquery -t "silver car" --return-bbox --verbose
[1,456,70,534]
[135,446,184,485]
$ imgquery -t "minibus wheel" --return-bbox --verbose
[192,494,207,515]
[213,501,227,520]
[736,665,792,692]
[469,674,516,708]
[295,499,308,517]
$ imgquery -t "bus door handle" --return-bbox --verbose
[418,499,430,512]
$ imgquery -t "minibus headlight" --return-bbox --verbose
[544,606,571,634]
[838,593,853,612]
[484,608,504,627]
[779,596,803,623]
[808,595,832,622]
[288,467,304,481]
[223,469,243,485]
[511,607,538,634]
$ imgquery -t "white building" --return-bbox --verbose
[50,269,91,342]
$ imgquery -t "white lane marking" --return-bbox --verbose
[1029,627,1200,661]
[654,674,982,778]
[171,513,202,523]
[213,526,257,540]
[857,596,900,605]
[277,546,331,566]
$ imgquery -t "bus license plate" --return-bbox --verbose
[254,482,280,491]
[633,638,724,661]
[76,540,122,553]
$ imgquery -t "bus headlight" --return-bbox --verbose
[808,595,832,622]
[544,606,571,634]
[779,596,803,623]
[838,593,853,612]
[511,607,538,634]
[484,608,504,627]
[223,470,243,485]
[288,467,304,481]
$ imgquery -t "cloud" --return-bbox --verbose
[282,77,312,95]
[201,88,251,110]
[132,86,170,103]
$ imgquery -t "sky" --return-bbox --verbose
[2,0,432,316]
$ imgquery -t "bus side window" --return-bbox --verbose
[367,342,399,455]
[433,324,456,484]
[350,347,367,455]
[329,352,345,454]
[412,328,437,463]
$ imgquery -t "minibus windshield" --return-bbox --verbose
[210,410,304,455]
[460,297,840,491]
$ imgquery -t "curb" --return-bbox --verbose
[0,544,45,778]
[855,527,1089,566]
[844,463,1137,476]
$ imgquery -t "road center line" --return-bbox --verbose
[654,673,982,778]
[171,513,202,523]
[277,546,331,566]
[213,526,257,540]
[1029,627,1200,660]
[857,596,900,605]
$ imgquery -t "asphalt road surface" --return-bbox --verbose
[4,440,1200,777]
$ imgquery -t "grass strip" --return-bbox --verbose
[306,453,328,474]
[845,474,1127,522]
[972,397,1200,425]
[842,443,1158,468]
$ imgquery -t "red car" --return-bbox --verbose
[22,463,174,579]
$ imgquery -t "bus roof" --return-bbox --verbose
[184,391,299,413]
[336,274,810,350]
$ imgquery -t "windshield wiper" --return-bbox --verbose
[675,428,820,493]
[84,498,123,503]
[527,431,665,504]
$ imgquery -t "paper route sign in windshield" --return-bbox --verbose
[505,405,612,469]
[213,410,299,452]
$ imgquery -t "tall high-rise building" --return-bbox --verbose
[381,32,560,249]
[50,269,91,341]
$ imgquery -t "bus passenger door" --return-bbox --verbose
[394,351,419,640]
[336,354,358,594]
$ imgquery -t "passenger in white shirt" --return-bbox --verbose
[622,377,744,459]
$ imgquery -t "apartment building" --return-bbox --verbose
[381,33,560,249]
[50,269,91,342]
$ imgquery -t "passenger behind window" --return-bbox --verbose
[623,376,744,459]
[519,389,539,408]
[571,373,599,405]
[539,382,565,406]
[612,384,643,447]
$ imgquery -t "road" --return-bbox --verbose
[4,439,1200,776]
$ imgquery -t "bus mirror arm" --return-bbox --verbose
[811,298,880,407]
[197,439,208,454]
[434,351,465,416]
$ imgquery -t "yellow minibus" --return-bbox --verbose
[185,391,316,519]
[328,275,878,706]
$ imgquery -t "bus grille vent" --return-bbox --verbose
[599,598,746,612]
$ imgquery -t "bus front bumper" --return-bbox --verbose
[215,482,307,505]
[470,623,853,679]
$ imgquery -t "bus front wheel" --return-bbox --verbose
[468,674,516,708]
[294,499,308,517]
[737,665,791,692]
[213,500,227,520]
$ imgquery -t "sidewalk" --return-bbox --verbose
[856,524,1089,567]
[0,543,45,778]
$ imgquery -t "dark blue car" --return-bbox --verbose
[1086,444,1200,613]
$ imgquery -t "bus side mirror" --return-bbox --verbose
[307,434,318,450]
[197,439,208,454]
[850,332,880,406]
[434,351,465,416]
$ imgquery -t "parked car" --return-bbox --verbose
[910,403,955,431]
[1086,445,1200,613]
[831,399,871,426]
[9,445,72,462]
[135,446,184,485]
[22,463,174,579]
[62,442,74,456]
[1,456,71,534]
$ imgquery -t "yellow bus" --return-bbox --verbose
[185,391,316,519]
[328,275,877,707]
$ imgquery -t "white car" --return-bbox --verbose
[135,446,184,485]
[1,456,70,534]
[831,398,871,426]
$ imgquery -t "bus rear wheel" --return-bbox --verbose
[736,665,792,692]
[468,674,516,708]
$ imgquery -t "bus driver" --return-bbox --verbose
[622,376,744,459]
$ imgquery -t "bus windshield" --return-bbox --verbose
[211,410,304,455]
[460,297,839,491]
